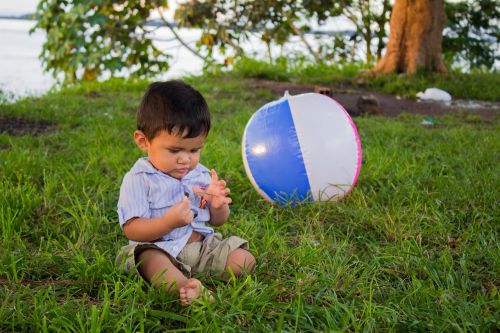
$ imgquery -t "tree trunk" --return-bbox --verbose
[373,0,448,74]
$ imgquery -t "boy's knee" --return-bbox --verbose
[227,248,256,274]
[243,250,256,271]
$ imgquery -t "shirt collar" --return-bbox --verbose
[131,157,208,180]
[131,157,158,175]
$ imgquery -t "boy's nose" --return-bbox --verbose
[178,154,190,164]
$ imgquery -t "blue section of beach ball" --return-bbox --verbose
[243,98,311,205]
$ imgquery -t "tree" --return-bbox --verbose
[32,0,170,83]
[341,0,391,64]
[34,0,484,83]
[174,0,391,65]
[443,0,499,71]
[373,0,448,74]
[174,0,345,64]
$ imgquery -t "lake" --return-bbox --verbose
[0,18,211,98]
[0,18,56,97]
[1,16,357,99]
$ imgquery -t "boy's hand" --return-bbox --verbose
[164,196,194,229]
[193,169,232,209]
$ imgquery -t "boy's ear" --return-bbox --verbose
[134,130,149,152]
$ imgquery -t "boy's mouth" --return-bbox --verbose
[176,168,189,174]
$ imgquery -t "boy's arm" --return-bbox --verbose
[123,196,194,242]
[208,204,230,227]
[123,216,172,242]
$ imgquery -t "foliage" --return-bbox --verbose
[31,0,392,81]
[175,0,392,64]
[1,76,499,331]
[31,0,170,83]
[444,0,500,71]
[340,0,391,64]
[30,0,498,83]
[175,0,341,63]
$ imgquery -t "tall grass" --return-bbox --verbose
[0,76,499,331]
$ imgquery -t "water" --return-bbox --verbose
[0,18,311,99]
[1,17,355,99]
[0,18,209,98]
[0,18,56,97]
[452,99,500,110]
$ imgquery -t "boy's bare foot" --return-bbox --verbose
[179,278,214,306]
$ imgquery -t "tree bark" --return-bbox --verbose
[373,0,448,74]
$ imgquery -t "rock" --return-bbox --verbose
[346,109,361,117]
[357,95,383,115]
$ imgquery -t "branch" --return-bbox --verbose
[157,8,210,63]
[288,21,321,63]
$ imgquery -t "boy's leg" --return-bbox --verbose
[137,248,205,306]
[224,248,256,277]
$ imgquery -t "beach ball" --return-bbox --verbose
[242,92,362,205]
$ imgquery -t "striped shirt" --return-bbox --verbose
[117,157,214,257]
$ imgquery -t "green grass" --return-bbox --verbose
[228,57,500,101]
[365,71,500,101]
[1,76,499,331]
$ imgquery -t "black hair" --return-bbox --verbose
[137,80,210,140]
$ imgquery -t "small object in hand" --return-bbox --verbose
[199,196,207,209]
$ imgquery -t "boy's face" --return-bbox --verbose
[134,129,206,180]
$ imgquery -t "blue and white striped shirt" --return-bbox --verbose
[117,157,214,257]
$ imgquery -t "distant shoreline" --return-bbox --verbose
[0,15,354,36]
[0,14,34,21]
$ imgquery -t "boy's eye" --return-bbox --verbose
[168,149,180,153]
[191,148,201,153]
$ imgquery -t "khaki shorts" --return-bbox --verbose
[115,233,248,278]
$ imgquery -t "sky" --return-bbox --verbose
[1,1,466,17]
[0,0,178,17]
[0,0,39,16]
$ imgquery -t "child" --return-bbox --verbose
[115,80,255,305]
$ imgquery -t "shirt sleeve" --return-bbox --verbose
[117,172,150,227]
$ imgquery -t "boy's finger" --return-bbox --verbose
[210,169,218,182]
[192,187,203,196]
[181,196,190,207]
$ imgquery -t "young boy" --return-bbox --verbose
[115,80,255,305]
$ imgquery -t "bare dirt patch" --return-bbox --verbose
[0,115,56,136]
[246,79,500,119]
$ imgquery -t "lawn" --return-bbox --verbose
[0,75,499,331]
